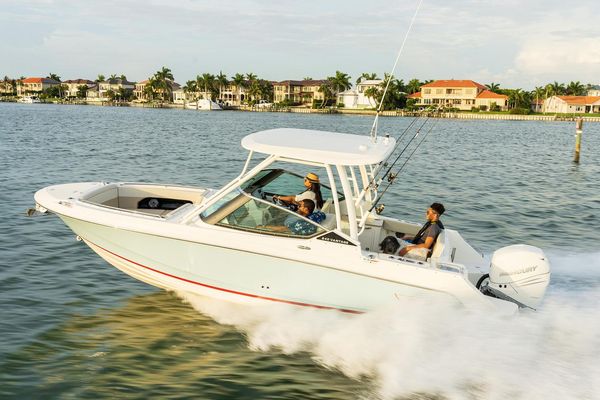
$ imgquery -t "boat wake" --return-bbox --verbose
[180,250,600,400]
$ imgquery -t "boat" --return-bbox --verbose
[185,99,222,111]
[18,95,41,104]
[32,128,550,314]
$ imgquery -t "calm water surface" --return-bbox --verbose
[1,103,599,399]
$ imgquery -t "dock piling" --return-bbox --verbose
[574,118,583,163]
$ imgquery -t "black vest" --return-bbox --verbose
[412,220,444,245]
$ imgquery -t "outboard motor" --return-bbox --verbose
[483,245,551,309]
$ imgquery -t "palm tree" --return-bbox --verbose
[317,82,334,108]
[76,85,88,99]
[120,74,128,82]
[406,78,422,94]
[143,77,158,102]
[109,74,118,81]
[258,79,273,102]
[364,86,380,108]
[2,76,9,96]
[507,88,530,109]
[216,71,229,102]
[486,82,500,93]
[332,71,352,92]
[327,71,352,104]
[153,67,174,102]
[377,73,405,110]
[96,74,105,83]
[183,80,197,103]
[195,73,216,100]
[231,73,246,105]
[246,73,257,83]
[247,80,261,103]
[356,72,378,84]
[532,86,545,99]
[531,86,545,111]
[550,81,565,96]
[47,73,61,82]
[205,73,218,99]
[303,77,313,81]
[566,81,585,96]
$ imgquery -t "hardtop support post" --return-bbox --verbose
[336,165,358,240]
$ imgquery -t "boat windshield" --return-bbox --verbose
[240,168,343,203]
[201,168,341,237]
[200,189,326,238]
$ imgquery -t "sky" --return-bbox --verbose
[1,0,599,90]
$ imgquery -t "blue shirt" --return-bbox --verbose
[284,211,326,236]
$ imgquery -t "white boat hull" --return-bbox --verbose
[40,195,514,315]
[60,214,454,312]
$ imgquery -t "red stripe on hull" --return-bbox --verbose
[86,239,363,314]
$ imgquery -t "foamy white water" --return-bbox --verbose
[182,251,600,400]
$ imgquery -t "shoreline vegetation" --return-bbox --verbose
[2,97,599,122]
[2,68,600,121]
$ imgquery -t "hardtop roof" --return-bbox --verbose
[241,128,396,165]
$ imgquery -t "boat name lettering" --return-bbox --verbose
[317,232,355,246]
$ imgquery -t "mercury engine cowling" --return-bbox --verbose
[484,244,551,309]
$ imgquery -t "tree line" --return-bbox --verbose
[2,69,597,111]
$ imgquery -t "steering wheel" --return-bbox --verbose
[256,188,267,200]
[272,195,297,212]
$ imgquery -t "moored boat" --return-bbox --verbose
[185,99,222,110]
[18,95,41,104]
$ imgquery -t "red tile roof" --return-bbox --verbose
[557,96,600,105]
[22,77,60,84]
[407,92,421,98]
[476,90,508,99]
[422,80,486,90]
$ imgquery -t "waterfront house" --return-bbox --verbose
[338,79,383,109]
[409,80,508,111]
[274,80,327,106]
[218,83,249,106]
[62,79,96,98]
[86,86,100,101]
[530,98,543,113]
[134,79,181,102]
[170,83,185,104]
[17,77,60,96]
[588,85,600,97]
[99,78,135,100]
[543,95,600,113]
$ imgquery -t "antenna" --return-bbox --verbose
[370,0,424,143]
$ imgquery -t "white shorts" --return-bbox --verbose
[400,240,429,261]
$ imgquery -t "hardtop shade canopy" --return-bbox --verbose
[241,128,396,166]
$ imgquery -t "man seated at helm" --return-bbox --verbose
[399,202,445,260]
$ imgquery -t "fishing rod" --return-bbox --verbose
[355,0,425,228]
[354,116,425,208]
[370,0,424,143]
[368,118,438,213]
[376,116,430,183]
